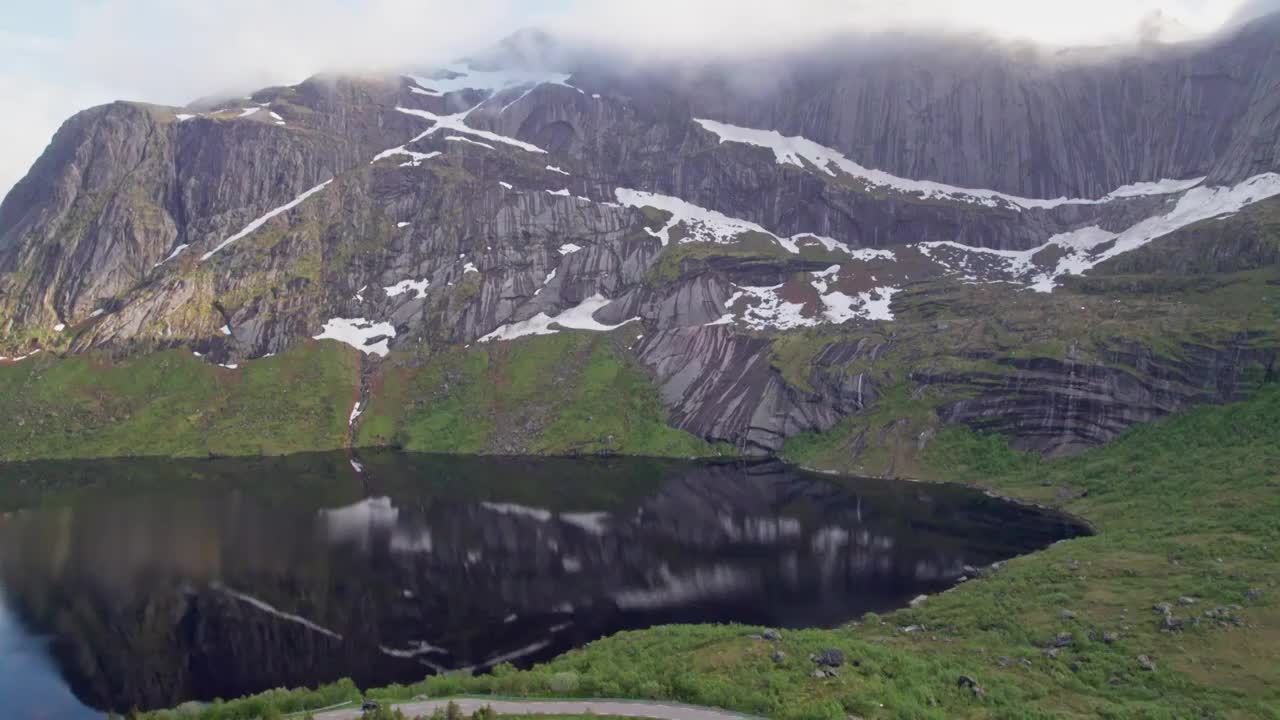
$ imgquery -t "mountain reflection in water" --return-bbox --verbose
[0,452,1089,715]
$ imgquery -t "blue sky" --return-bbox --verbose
[1,0,1275,200]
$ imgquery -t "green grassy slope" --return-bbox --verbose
[355,384,1280,719]
[0,342,360,459]
[355,331,726,459]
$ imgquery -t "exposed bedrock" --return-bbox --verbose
[924,338,1276,455]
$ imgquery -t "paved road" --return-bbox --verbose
[318,697,758,720]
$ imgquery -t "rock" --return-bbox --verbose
[1050,632,1074,648]
[1246,588,1262,602]
[1066,560,1080,571]
[997,656,1012,668]
[901,625,924,633]
[1060,609,1077,621]
[962,565,980,577]
[1020,658,1033,668]
[957,676,985,699]
[1138,655,1157,672]
[1161,615,1186,632]
[1177,596,1197,606]
[762,629,782,641]
[909,594,929,608]
[771,650,787,664]
[990,561,1006,572]
[1153,603,1173,615]
[815,649,845,667]
[1102,631,1119,645]
[1044,648,1060,659]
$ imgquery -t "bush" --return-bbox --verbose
[548,671,580,694]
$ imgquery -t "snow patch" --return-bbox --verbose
[397,221,411,228]
[463,262,479,274]
[153,243,189,268]
[405,64,574,98]
[0,349,42,363]
[314,317,396,357]
[561,512,610,534]
[546,188,571,197]
[546,165,570,176]
[482,502,553,522]
[396,106,546,154]
[447,135,497,150]
[237,107,261,118]
[201,180,332,260]
[175,113,195,122]
[53,323,66,332]
[919,173,1280,292]
[558,243,583,254]
[615,188,849,255]
[220,325,232,336]
[385,278,430,298]
[479,294,638,343]
[371,147,440,167]
[695,118,1206,211]
[349,402,363,426]
[499,181,513,190]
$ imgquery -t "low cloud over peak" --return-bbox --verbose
[2,0,1278,201]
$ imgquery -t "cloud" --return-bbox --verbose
[2,0,1276,202]
[0,0,531,201]
[550,0,1260,57]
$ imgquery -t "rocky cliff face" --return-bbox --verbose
[1,17,1279,466]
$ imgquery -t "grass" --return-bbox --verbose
[349,383,1280,719]
[356,332,726,459]
[0,342,360,459]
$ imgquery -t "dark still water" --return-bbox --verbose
[0,453,1088,717]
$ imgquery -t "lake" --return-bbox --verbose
[0,452,1089,717]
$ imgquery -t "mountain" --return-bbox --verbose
[1,15,1278,468]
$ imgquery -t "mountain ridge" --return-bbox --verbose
[1,19,1278,464]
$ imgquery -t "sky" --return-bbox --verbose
[1,0,1277,201]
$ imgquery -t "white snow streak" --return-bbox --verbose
[212,583,343,640]
[560,512,610,534]
[371,147,440,167]
[153,243,189,268]
[447,135,497,150]
[201,180,332,260]
[614,188,849,255]
[0,349,42,362]
[558,243,583,254]
[482,502,553,522]
[479,294,638,343]
[919,172,1280,292]
[405,64,574,98]
[546,165,570,176]
[396,106,546,154]
[694,118,1206,211]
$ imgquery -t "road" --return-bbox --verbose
[316,697,760,720]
